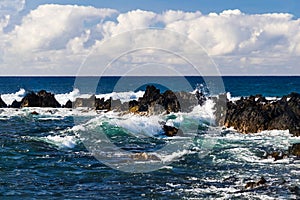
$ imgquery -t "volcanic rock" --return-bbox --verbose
[163,125,183,137]
[20,90,61,108]
[128,85,205,115]
[73,95,97,108]
[95,97,111,110]
[289,143,300,157]
[63,100,73,108]
[0,96,7,108]
[224,92,300,136]
[245,177,267,189]
[10,100,21,108]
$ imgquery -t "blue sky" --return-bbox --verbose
[26,0,300,17]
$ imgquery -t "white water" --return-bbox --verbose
[1,88,26,105]
[226,92,281,102]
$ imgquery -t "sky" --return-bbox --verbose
[0,0,299,76]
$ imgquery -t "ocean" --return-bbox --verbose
[0,76,299,199]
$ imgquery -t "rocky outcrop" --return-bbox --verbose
[1,86,204,114]
[127,85,202,115]
[10,100,21,108]
[63,100,73,108]
[224,92,300,136]
[19,90,61,108]
[72,95,111,110]
[0,96,7,108]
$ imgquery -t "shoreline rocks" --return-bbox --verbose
[224,92,300,136]
[0,95,7,108]
[10,90,61,108]
[1,86,299,137]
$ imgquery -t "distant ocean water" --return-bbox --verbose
[0,76,299,97]
[0,76,299,199]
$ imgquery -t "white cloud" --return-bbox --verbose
[0,0,25,15]
[0,5,299,75]
[9,4,117,53]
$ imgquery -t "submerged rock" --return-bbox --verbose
[224,92,300,136]
[245,177,267,189]
[163,125,183,137]
[0,96,7,108]
[263,150,289,161]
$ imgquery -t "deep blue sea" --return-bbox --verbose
[0,76,299,199]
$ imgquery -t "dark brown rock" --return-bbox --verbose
[95,97,111,110]
[161,90,180,113]
[10,100,21,108]
[21,90,61,108]
[128,85,205,115]
[245,177,267,189]
[224,92,300,136]
[73,95,97,108]
[163,125,183,137]
[30,111,39,115]
[63,100,73,108]
[289,143,300,157]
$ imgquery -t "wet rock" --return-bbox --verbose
[10,100,21,108]
[289,185,300,196]
[0,96,7,108]
[163,125,183,137]
[263,150,289,161]
[175,91,198,113]
[95,97,111,110]
[63,100,73,108]
[224,92,300,136]
[30,111,39,115]
[73,95,97,108]
[245,177,267,189]
[161,90,181,113]
[211,93,228,126]
[196,91,207,106]
[289,143,300,158]
[21,90,61,108]
[111,99,128,112]
[128,85,205,115]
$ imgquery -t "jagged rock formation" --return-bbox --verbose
[63,100,73,108]
[12,90,61,108]
[0,96,7,108]
[127,85,202,115]
[224,92,300,136]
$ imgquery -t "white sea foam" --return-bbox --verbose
[54,88,81,105]
[53,89,145,105]
[226,92,281,102]
[45,135,77,149]
[1,88,26,105]
[96,90,144,103]
[0,107,98,118]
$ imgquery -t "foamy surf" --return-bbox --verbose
[1,88,26,105]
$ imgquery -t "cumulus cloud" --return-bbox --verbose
[0,5,299,75]
[0,0,25,15]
